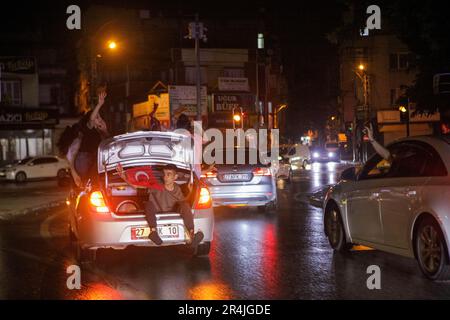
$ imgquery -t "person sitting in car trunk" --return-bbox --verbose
[115,163,204,247]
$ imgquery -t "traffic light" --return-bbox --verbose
[232,107,243,129]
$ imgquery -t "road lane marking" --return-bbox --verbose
[40,209,66,239]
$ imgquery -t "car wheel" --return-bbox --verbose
[415,217,450,280]
[15,171,27,183]
[257,205,267,213]
[194,242,211,257]
[57,169,67,179]
[70,228,96,265]
[302,160,307,169]
[324,204,352,252]
[258,201,277,213]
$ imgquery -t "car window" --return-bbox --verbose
[34,157,57,165]
[358,153,392,180]
[288,147,296,156]
[18,157,33,165]
[208,148,264,165]
[31,158,45,165]
[388,141,448,178]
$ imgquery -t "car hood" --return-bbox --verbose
[98,131,194,173]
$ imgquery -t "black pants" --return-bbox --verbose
[144,200,194,231]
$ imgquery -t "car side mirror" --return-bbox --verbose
[340,167,356,181]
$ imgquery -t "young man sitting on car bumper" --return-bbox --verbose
[116,163,204,246]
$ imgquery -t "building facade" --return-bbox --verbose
[338,31,440,160]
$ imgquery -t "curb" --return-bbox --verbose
[0,199,66,222]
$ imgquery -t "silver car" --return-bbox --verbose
[68,131,214,263]
[201,147,277,212]
[323,136,450,280]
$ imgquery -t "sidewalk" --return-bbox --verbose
[0,180,68,221]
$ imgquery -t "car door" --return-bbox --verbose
[32,158,51,178]
[346,153,392,244]
[379,142,444,249]
[25,158,42,178]
[43,157,59,177]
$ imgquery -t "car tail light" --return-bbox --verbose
[200,169,217,178]
[194,186,212,210]
[253,167,271,176]
[89,191,110,214]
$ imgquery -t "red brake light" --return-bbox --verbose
[89,191,110,214]
[200,169,217,178]
[194,187,212,209]
[253,167,271,176]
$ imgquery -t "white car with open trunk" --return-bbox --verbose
[68,131,214,263]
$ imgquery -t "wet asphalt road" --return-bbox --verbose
[1,162,450,299]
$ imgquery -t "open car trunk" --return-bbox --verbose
[102,167,199,216]
[96,131,197,216]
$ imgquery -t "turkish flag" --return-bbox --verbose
[123,166,164,190]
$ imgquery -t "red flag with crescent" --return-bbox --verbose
[122,166,164,190]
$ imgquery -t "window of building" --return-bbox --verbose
[1,80,22,105]
[222,68,245,78]
[390,88,397,106]
[389,53,412,71]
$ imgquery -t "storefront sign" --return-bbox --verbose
[168,85,207,118]
[0,57,36,74]
[0,107,58,128]
[133,93,171,129]
[212,93,255,112]
[218,77,249,92]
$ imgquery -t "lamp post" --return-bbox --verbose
[274,104,287,129]
[399,104,410,137]
[354,63,370,162]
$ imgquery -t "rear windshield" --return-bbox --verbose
[205,148,264,165]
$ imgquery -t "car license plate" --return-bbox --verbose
[222,173,250,181]
[131,225,180,240]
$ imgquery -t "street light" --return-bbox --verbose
[107,40,117,50]
[399,105,410,136]
[274,104,287,129]
[353,63,370,163]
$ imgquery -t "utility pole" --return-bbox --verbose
[194,14,201,121]
[187,15,207,121]
[354,64,370,163]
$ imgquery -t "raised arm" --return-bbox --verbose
[88,91,107,129]
[365,124,391,160]
[115,163,146,189]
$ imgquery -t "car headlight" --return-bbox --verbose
[313,152,320,158]
[328,152,335,157]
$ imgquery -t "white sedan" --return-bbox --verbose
[323,136,450,280]
[0,156,69,182]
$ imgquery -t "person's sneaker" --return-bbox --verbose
[148,229,162,245]
[189,230,204,248]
